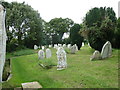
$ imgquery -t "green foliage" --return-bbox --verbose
[88,27,106,51]
[2,1,43,51]
[70,24,83,50]
[84,7,117,50]
[85,7,116,27]
[48,18,74,44]
[112,18,120,48]
[10,49,35,57]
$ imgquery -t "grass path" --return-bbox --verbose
[3,45,119,88]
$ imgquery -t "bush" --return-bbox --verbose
[88,27,107,52]
[70,24,84,50]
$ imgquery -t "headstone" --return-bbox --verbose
[46,48,52,58]
[63,44,66,48]
[90,50,101,60]
[67,44,71,49]
[0,5,7,83]
[70,45,76,54]
[82,42,85,47]
[101,41,112,59]
[74,44,78,51]
[88,43,90,46]
[54,44,58,50]
[49,45,52,48]
[42,46,44,50]
[38,50,45,59]
[22,81,42,89]
[34,45,38,50]
[58,44,62,47]
[56,47,67,70]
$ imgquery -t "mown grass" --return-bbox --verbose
[2,45,119,88]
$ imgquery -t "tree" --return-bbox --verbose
[2,1,43,50]
[83,7,117,51]
[49,18,74,44]
[70,24,83,50]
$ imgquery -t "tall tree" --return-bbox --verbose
[49,18,74,44]
[70,24,83,50]
[2,1,43,50]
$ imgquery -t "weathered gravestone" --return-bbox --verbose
[101,41,112,59]
[70,45,76,54]
[49,45,52,48]
[82,42,85,47]
[46,48,52,58]
[34,45,38,50]
[67,44,71,49]
[90,50,101,60]
[0,4,7,83]
[38,50,45,59]
[63,44,66,48]
[42,46,45,50]
[74,44,78,51]
[56,47,67,70]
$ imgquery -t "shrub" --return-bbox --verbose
[88,27,107,52]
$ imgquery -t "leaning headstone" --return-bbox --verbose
[56,47,67,70]
[90,50,101,60]
[34,45,38,50]
[38,50,45,59]
[46,48,52,58]
[0,4,7,83]
[101,41,112,59]
[70,45,76,54]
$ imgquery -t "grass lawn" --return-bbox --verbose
[2,45,119,88]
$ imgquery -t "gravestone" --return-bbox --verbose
[34,45,38,50]
[46,48,52,58]
[58,44,62,47]
[38,50,45,59]
[0,5,7,83]
[49,45,52,48]
[82,42,85,47]
[67,44,71,49]
[63,44,66,48]
[90,50,101,60]
[74,44,78,51]
[22,81,42,89]
[101,41,112,59]
[56,47,67,70]
[70,45,76,54]
[42,46,44,50]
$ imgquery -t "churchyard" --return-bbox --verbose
[2,45,119,88]
[0,1,120,89]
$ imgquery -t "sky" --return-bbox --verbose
[3,0,120,24]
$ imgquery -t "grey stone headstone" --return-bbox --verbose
[90,50,101,60]
[46,48,52,58]
[101,41,112,59]
[38,50,45,59]
[56,47,67,70]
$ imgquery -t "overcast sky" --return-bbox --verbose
[4,0,119,24]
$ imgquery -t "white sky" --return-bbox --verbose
[4,0,120,24]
